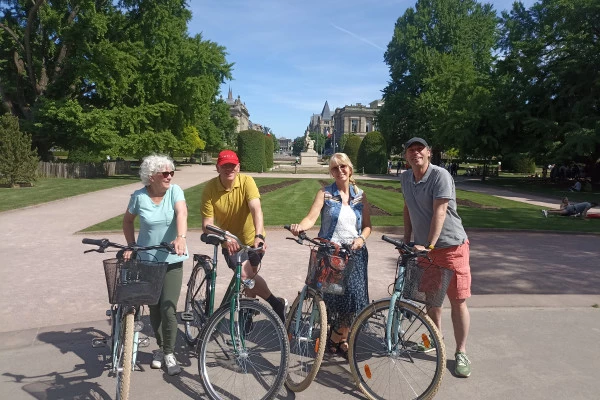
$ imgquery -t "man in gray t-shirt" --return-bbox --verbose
[400,137,472,378]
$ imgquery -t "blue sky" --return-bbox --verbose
[188,0,535,139]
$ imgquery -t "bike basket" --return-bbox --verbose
[102,259,168,305]
[402,258,454,307]
[305,248,351,295]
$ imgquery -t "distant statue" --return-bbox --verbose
[304,129,315,151]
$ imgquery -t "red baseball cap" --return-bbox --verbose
[217,150,239,166]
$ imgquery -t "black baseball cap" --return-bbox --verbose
[404,137,429,149]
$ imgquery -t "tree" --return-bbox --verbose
[357,131,388,174]
[379,0,498,160]
[342,134,362,167]
[497,0,600,178]
[292,137,304,156]
[0,115,39,186]
[0,0,232,160]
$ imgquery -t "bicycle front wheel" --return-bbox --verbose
[184,265,209,346]
[117,312,134,400]
[285,288,327,392]
[348,299,445,400]
[197,299,289,400]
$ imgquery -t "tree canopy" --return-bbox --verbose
[0,0,235,160]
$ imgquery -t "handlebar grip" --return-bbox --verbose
[284,225,291,231]
[381,235,404,248]
[206,225,226,235]
[82,238,107,246]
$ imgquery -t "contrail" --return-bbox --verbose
[331,23,385,51]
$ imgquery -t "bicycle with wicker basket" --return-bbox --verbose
[283,225,354,392]
[82,238,174,400]
[347,235,454,400]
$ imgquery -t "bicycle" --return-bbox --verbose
[347,235,454,400]
[82,238,174,400]
[283,225,354,392]
[195,225,289,400]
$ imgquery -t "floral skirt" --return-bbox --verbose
[323,245,369,329]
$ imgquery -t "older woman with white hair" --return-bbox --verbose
[289,152,372,359]
[123,154,188,375]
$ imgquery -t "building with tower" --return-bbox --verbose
[225,88,250,133]
[307,101,333,136]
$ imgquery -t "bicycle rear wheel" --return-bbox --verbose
[184,265,209,345]
[348,299,445,400]
[197,299,289,400]
[117,312,134,400]
[285,288,327,392]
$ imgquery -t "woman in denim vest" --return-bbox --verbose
[289,153,372,359]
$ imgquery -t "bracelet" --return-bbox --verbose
[177,234,186,239]
[358,234,366,242]
[255,234,265,241]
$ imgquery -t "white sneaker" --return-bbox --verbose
[151,349,163,369]
[164,353,181,376]
[542,210,548,218]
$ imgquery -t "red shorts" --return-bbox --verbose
[420,240,471,300]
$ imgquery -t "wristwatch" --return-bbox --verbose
[255,234,265,241]
[426,243,435,250]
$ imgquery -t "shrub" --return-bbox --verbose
[237,129,265,172]
[501,153,536,174]
[357,131,388,174]
[342,135,362,167]
[0,115,39,186]
[264,134,274,169]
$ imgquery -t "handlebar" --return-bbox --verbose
[81,238,175,254]
[381,235,429,258]
[284,225,353,254]
[204,225,263,253]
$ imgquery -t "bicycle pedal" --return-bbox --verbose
[138,336,150,348]
[105,310,111,317]
[181,311,194,321]
[91,337,108,348]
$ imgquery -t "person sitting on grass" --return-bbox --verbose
[541,197,598,218]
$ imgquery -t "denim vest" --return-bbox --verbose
[318,182,364,240]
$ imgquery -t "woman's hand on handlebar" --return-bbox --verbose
[172,236,187,256]
[350,237,365,251]
[123,249,134,261]
[289,223,303,236]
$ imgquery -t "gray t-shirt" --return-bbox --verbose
[400,164,467,248]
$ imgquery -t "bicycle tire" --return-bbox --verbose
[117,312,134,400]
[197,299,289,400]
[285,288,327,392]
[184,266,209,345]
[348,299,445,400]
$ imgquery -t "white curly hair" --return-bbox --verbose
[139,154,175,186]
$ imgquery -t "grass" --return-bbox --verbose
[0,175,139,213]
[82,177,600,233]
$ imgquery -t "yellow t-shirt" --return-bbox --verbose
[201,173,264,246]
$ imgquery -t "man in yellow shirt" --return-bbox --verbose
[201,150,286,322]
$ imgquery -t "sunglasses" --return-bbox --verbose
[331,165,349,172]
[160,171,175,178]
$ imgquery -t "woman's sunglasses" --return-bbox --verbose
[331,165,348,172]
[160,171,175,178]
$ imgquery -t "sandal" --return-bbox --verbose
[327,329,349,360]
[336,340,349,360]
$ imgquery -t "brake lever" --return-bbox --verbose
[286,236,304,245]
[83,249,98,254]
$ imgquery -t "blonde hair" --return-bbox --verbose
[329,152,358,189]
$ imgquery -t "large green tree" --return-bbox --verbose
[378,0,498,161]
[497,0,600,177]
[0,0,232,160]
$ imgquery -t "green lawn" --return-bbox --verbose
[0,175,139,213]
[82,177,600,233]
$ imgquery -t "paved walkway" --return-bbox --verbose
[1,165,599,399]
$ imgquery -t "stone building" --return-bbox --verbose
[332,99,383,142]
[225,87,250,133]
[307,101,333,136]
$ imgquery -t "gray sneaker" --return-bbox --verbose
[455,351,471,377]
[151,349,163,369]
[164,353,181,376]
